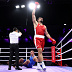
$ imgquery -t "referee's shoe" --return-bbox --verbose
[15,67,22,70]
[8,67,22,70]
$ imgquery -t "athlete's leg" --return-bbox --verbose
[37,48,43,62]
[41,39,46,70]
[13,58,24,68]
[37,39,46,70]
[23,60,33,68]
[36,48,43,70]
[37,48,46,70]
[23,59,30,65]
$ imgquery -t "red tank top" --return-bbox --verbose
[34,24,45,35]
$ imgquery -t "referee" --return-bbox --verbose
[8,27,22,70]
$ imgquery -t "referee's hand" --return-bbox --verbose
[19,32,22,35]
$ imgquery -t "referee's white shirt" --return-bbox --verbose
[9,31,21,44]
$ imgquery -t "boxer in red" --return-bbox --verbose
[32,2,56,70]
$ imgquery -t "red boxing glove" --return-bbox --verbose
[35,2,39,9]
[50,37,56,45]
[35,2,39,5]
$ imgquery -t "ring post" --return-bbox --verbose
[26,48,27,60]
[61,42,62,66]
[51,46,55,63]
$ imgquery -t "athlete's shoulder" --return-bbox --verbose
[33,21,38,25]
[34,56,37,58]
[44,25,46,29]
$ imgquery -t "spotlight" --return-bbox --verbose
[25,38,28,42]
[19,38,21,40]
[29,36,32,40]
[7,28,10,31]
[24,29,26,32]
[64,24,66,25]
[29,2,40,10]
[4,39,9,42]
[29,3,35,10]
[15,5,20,8]
[37,5,40,8]
[69,29,70,30]
[47,39,52,42]
[21,5,25,8]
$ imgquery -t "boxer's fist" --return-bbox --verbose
[52,40,56,45]
[50,37,56,45]
[35,2,39,5]
[35,2,39,9]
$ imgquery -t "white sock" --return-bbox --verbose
[36,62,42,70]
[42,61,44,65]
[42,61,46,67]
[37,63,39,66]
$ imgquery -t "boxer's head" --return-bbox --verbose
[13,27,18,32]
[37,17,43,23]
[30,50,34,56]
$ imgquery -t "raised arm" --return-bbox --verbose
[32,2,39,25]
[32,9,38,25]
[45,26,56,45]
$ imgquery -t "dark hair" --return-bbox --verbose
[37,17,42,21]
[13,27,18,31]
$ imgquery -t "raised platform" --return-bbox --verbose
[0,65,72,72]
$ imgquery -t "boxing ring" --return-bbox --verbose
[0,29,72,72]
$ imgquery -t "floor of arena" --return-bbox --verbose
[0,65,72,72]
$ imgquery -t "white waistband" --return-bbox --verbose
[34,35,45,39]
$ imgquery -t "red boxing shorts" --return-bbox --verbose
[34,37,45,51]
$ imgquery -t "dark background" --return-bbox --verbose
[0,0,72,66]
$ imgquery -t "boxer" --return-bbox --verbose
[32,2,56,70]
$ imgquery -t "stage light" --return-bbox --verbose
[24,29,26,32]
[29,36,32,40]
[29,2,40,10]
[69,29,70,30]
[19,38,21,40]
[15,5,20,8]
[4,39,9,42]
[29,3,35,10]
[21,5,25,8]
[7,28,10,31]
[59,37,63,41]
[63,28,65,33]
[64,24,66,25]
[47,39,52,42]
[37,5,40,9]
[25,38,28,42]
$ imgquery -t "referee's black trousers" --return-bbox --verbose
[9,44,19,68]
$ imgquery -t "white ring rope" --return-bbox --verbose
[56,58,72,61]
[0,56,61,57]
[56,39,72,52]
[0,47,60,49]
[0,60,62,61]
[56,48,72,56]
[0,58,72,61]
[56,29,72,47]
[0,47,51,49]
[0,52,52,53]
